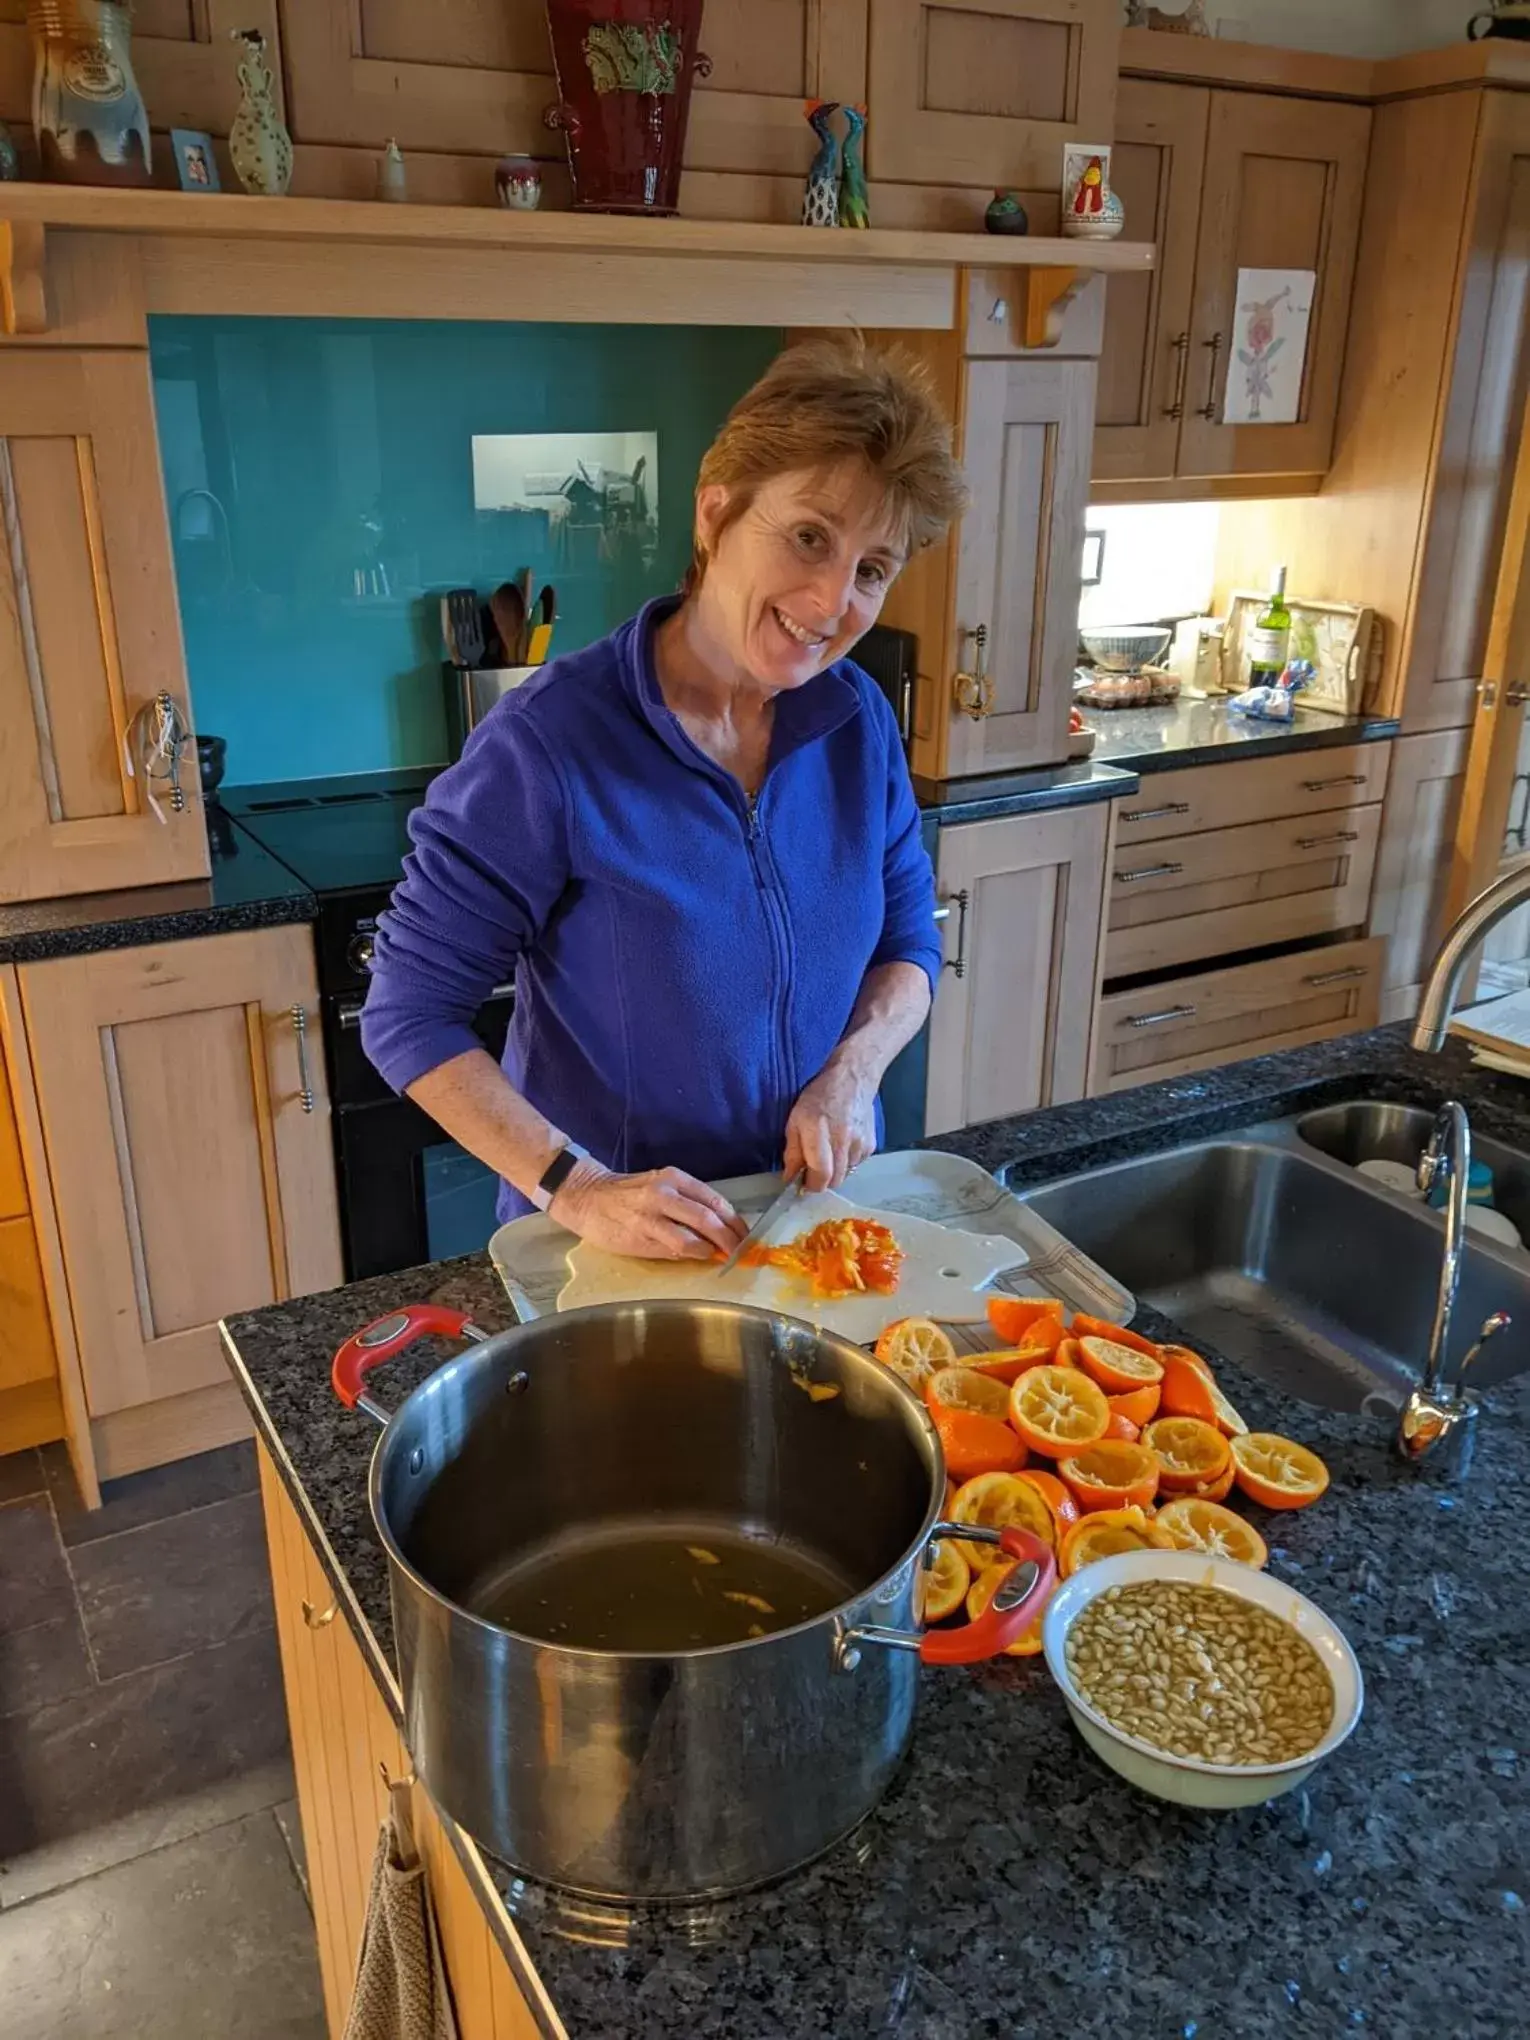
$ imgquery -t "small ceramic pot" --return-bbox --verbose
[1063,189,1125,242]
[495,156,542,210]
[984,190,1029,236]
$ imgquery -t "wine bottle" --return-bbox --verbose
[1247,567,1292,686]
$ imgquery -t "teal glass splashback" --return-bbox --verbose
[148,318,782,783]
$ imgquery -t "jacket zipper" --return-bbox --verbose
[744,789,794,1127]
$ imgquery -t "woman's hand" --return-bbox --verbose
[784,1052,878,1192]
[550,1157,747,1261]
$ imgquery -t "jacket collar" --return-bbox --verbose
[621,595,862,784]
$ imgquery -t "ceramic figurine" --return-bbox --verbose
[837,103,868,229]
[27,0,151,186]
[801,99,841,228]
[1125,0,1210,32]
[495,155,542,209]
[377,137,407,202]
[228,27,292,196]
[984,190,1029,236]
[0,121,20,182]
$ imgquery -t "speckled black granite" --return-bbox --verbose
[0,806,315,964]
[224,1025,1530,2040]
[1090,697,1398,775]
[914,758,1137,824]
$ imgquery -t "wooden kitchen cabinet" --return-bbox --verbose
[258,1445,541,2040]
[1368,727,1469,1022]
[0,349,206,903]
[925,802,1111,1136]
[280,0,868,183]
[16,926,342,1480]
[1095,81,1370,491]
[946,358,1097,778]
[865,0,1117,191]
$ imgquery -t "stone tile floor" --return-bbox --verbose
[0,1440,327,2038]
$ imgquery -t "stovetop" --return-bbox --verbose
[221,767,440,898]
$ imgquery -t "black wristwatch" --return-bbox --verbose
[530,1140,587,1213]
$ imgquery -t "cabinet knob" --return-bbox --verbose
[953,625,993,720]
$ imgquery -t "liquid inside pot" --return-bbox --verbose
[465,1516,856,1652]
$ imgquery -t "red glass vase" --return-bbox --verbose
[544,0,709,216]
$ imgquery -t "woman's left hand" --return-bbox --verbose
[783,1053,878,1192]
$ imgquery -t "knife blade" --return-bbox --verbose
[717,1167,805,1277]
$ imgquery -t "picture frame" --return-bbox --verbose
[171,129,219,193]
[1081,527,1106,588]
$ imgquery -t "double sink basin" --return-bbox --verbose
[1013,1101,1530,1414]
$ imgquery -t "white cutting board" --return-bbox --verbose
[556,1187,1026,1345]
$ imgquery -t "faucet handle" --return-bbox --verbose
[1458,1310,1512,1384]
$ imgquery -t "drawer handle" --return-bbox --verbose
[1121,800,1190,823]
[939,889,970,978]
[291,1004,316,1114]
[301,1598,338,1630]
[1301,773,1366,791]
[1115,861,1184,884]
[1125,1003,1197,1030]
[1198,331,1223,420]
[1305,965,1370,987]
[1295,830,1359,850]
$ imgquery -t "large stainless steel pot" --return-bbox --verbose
[332,1299,1053,1901]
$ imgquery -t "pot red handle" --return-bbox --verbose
[331,1304,475,1409]
[921,1527,1055,1666]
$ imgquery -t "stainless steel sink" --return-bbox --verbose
[1015,1124,1530,1413]
[1296,1098,1530,1242]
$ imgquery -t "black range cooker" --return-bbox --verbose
[223,770,513,1280]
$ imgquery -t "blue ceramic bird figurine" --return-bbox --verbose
[838,103,869,229]
[802,99,841,228]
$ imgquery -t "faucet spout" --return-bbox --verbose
[1411,855,1530,1052]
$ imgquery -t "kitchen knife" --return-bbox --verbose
[716,1167,805,1277]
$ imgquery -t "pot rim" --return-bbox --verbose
[366,1300,946,1664]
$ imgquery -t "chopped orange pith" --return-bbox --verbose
[745,1218,904,1300]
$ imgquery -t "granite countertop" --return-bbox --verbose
[0,803,316,965]
[224,1027,1530,2040]
[1088,696,1399,775]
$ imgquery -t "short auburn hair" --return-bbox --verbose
[685,336,966,590]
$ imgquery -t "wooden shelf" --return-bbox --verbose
[0,184,1152,339]
[0,181,1154,272]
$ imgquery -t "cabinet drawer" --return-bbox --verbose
[0,1042,25,1220]
[1105,804,1382,978]
[1114,744,1391,847]
[0,1214,56,1390]
[1093,938,1383,1094]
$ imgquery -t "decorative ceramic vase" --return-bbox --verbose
[838,103,868,228]
[495,155,543,209]
[543,0,709,215]
[801,99,840,228]
[1063,151,1124,240]
[27,0,150,186]
[984,190,1029,236]
[228,27,291,196]
[377,137,407,202]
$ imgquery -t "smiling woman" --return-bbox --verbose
[361,338,968,1261]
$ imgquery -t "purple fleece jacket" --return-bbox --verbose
[361,596,941,1217]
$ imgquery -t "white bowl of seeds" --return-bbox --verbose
[1042,1549,1363,1808]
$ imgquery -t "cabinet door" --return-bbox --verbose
[1369,728,1468,1022]
[945,358,1095,777]
[866,0,1116,189]
[1175,91,1370,482]
[280,0,865,180]
[0,351,207,903]
[17,928,342,1419]
[0,1,282,141]
[925,803,1110,1136]
[1093,79,1208,483]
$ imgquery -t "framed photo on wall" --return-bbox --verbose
[171,129,219,193]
